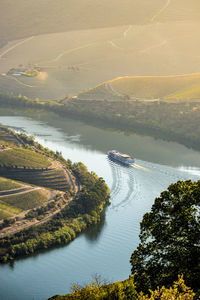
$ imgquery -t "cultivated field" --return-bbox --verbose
[0,127,77,238]
[0,176,53,221]
[0,201,21,215]
[0,147,51,168]
[0,190,48,210]
[0,167,72,192]
[0,210,12,220]
[67,73,200,102]
[110,73,200,100]
[0,126,21,147]
[0,176,22,191]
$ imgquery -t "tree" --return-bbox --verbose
[138,275,195,300]
[130,180,200,295]
[49,275,194,300]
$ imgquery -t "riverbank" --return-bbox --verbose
[0,129,110,263]
[1,93,200,151]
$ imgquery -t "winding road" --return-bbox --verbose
[0,36,34,59]
[150,0,171,22]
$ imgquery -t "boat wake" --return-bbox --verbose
[131,163,150,172]
[108,160,141,210]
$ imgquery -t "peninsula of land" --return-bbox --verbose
[0,126,110,262]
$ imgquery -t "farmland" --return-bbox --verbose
[0,126,110,264]
[0,168,71,192]
[0,126,21,147]
[0,201,22,215]
[0,176,22,191]
[0,126,79,240]
[110,73,200,101]
[0,210,12,220]
[0,127,73,192]
[68,73,200,102]
[0,147,51,168]
[0,190,48,210]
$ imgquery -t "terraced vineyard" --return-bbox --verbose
[0,126,21,147]
[0,147,51,168]
[0,177,49,220]
[0,176,22,191]
[0,210,12,220]
[0,168,71,192]
[0,201,22,215]
[110,74,200,100]
[71,73,200,102]
[70,83,124,102]
[0,190,48,210]
[0,127,76,238]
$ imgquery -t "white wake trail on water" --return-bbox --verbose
[131,163,150,172]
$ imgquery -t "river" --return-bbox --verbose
[0,109,200,300]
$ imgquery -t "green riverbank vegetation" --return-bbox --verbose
[1,93,200,151]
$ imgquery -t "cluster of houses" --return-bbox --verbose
[7,64,40,77]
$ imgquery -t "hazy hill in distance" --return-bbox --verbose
[1,0,199,45]
[0,0,166,45]
[0,0,200,100]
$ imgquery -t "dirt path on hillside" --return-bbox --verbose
[0,150,79,237]
[0,186,40,198]
[0,190,71,238]
[0,36,34,59]
[0,185,36,196]
[150,0,171,22]
[50,159,76,191]
[6,74,38,88]
[0,128,24,146]
[39,42,98,65]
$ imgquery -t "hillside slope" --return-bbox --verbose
[69,73,200,101]
[0,129,110,261]
[1,0,200,46]
[0,127,79,239]
[0,1,200,100]
[0,0,164,46]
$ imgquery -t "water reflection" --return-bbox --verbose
[84,211,107,243]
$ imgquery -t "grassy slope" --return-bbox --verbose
[110,74,200,100]
[0,130,72,226]
[1,0,199,44]
[0,131,71,192]
[0,168,71,192]
[0,127,19,147]
[0,201,21,214]
[0,190,48,210]
[166,84,200,100]
[0,0,162,44]
[73,73,200,101]
[0,177,22,191]
[0,148,51,168]
[0,210,12,220]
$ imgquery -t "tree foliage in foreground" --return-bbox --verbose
[49,275,194,300]
[130,180,200,295]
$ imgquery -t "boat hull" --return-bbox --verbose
[107,150,135,166]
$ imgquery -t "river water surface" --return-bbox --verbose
[0,110,200,300]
